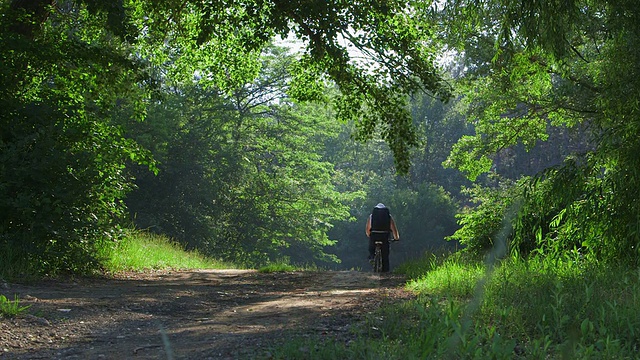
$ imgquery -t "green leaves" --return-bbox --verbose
[439,0,640,264]
[445,136,493,182]
[444,46,558,180]
[124,0,452,173]
[287,56,328,102]
[124,47,356,266]
[0,1,154,274]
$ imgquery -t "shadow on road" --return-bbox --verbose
[1,270,411,359]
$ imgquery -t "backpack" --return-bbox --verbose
[370,206,391,232]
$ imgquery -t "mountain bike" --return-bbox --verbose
[372,237,397,273]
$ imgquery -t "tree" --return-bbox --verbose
[126,0,453,172]
[440,0,640,263]
[125,47,356,266]
[1,0,453,272]
[0,1,154,273]
[408,93,472,198]
[323,113,460,269]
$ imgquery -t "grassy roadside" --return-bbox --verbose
[98,230,234,273]
[0,230,234,317]
[4,231,640,358]
[1,229,314,317]
[267,253,640,359]
[0,230,235,282]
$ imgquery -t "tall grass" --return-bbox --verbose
[0,242,38,282]
[476,258,640,357]
[99,230,234,272]
[405,254,485,299]
[0,230,235,281]
[267,253,640,359]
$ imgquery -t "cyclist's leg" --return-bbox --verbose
[368,237,375,260]
[381,239,391,272]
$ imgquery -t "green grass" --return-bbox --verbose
[0,230,234,320]
[0,294,31,317]
[405,254,485,299]
[258,262,298,273]
[0,230,237,281]
[266,253,640,359]
[99,230,234,272]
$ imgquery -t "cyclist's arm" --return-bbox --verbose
[390,216,400,241]
[365,215,371,237]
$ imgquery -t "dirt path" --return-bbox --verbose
[0,270,413,359]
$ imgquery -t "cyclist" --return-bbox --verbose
[365,203,400,272]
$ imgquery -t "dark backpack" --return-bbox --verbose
[370,206,391,232]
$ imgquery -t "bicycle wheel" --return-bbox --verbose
[373,245,383,273]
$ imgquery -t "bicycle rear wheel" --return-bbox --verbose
[373,246,383,273]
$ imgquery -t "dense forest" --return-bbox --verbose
[2,0,640,275]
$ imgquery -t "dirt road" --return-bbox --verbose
[0,270,412,359]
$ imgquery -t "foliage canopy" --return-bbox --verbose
[4,0,640,273]
[442,0,640,264]
[1,0,452,272]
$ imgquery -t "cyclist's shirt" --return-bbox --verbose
[365,208,399,241]
[370,206,391,232]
